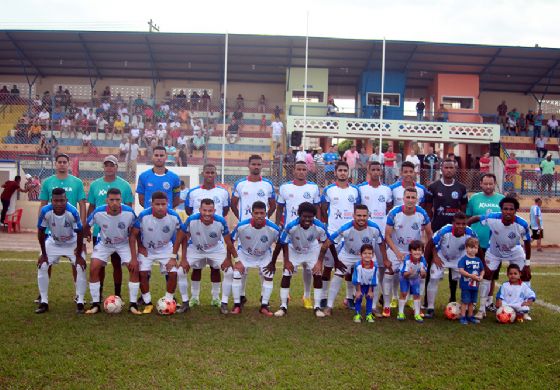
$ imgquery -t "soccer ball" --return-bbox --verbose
[104,295,124,314]
[444,302,461,320]
[496,305,516,324]
[156,297,177,315]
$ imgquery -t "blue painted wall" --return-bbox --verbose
[359,71,406,119]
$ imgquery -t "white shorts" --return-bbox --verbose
[45,240,85,265]
[237,251,273,278]
[336,251,359,276]
[272,133,281,143]
[430,265,460,281]
[138,252,177,274]
[187,246,226,270]
[323,240,342,268]
[92,243,131,264]
[485,251,526,272]
[283,247,319,276]
[385,249,404,274]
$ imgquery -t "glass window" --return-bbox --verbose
[441,96,474,110]
[366,92,400,107]
[291,91,324,103]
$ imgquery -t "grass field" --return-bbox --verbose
[1,251,559,389]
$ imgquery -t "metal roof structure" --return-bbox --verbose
[1,30,560,95]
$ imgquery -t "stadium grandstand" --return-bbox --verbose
[1,30,560,228]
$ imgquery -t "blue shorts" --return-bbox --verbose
[461,289,478,304]
[399,276,421,296]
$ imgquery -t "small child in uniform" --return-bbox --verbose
[352,244,378,323]
[398,240,427,323]
[457,237,485,325]
[496,263,536,322]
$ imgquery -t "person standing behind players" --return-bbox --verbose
[320,161,360,307]
[84,188,140,315]
[35,188,86,314]
[323,145,340,184]
[389,161,427,207]
[136,146,182,209]
[86,155,134,300]
[466,173,504,314]
[184,164,230,309]
[275,161,321,310]
[424,158,468,304]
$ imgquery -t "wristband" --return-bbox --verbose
[525,260,531,266]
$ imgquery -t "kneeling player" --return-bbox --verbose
[131,191,182,314]
[230,201,280,316]
[36,188,86,314]
[397,240,427,323]
[85,188,140,314]
[496,264,536,322]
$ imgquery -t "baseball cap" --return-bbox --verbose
[25,174,32,179]
[103,155,118,165]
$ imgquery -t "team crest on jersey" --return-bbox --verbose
[162,225,170,233]
[260,235,269,243]
[508,232,516,240]
[451,191,459,199]
[348,195,355,202]
[411,222,420,230]
[102,224,108,229]
[362,237,371,243]
[303,192,311,199]
[307,235,314,242]
[378,195,386,202]
[148,227,153,232]
[213,196,220,204]
[118,222,126,229]
[257,189,265,197]
[64,221,71,228]
[163,182,171,190]
[209,231,218,238]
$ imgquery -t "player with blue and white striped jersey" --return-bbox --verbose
[467,197,532,319]
[84,188,140,315]
[130,191,183,314]
[424,212,477,318]
[35,188,86,314]
[229,201,280,316]
[389,161,428,207]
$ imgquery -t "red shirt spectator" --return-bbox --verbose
[169,127,181,142]
[1,179,21,201]
[384,151,396,167]
[479,153,491,173]
[505,153,519,176]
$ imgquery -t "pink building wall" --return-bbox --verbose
[433,74,482,123]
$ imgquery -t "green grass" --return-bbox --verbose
[1,253,559,389]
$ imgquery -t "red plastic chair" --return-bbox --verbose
[4,208,23,233]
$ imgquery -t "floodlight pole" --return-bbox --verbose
[221,32,229,184]
[379,37,386,163]
[302,11,309,150]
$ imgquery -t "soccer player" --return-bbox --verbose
[130,191,183,314]
[265,202,329,317]
[383,187,432,317]
[320,161,360,307]
[351,244,378,323]
[457,237,484,325]
[467,196,532,320]
[175,198,236,314]
[84,188,140,315]
[424,158,468,304]
[321,205,386,316]
[136,146,182,209]
[184,164,230,309]
[424,212,477,318]
[389,161,427,207]
[229,201,281,316]
[397,240,427,323]
[496,264,536,322]
[86,155,134,299]
[466,173,504,313]
[35,188,86,314]
[275,161,321,309]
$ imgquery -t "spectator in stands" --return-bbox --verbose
[305,149,316,181]
[165,138,178,166]
[15,118,27,142]
[24,174,40,201]
[118,137,128,161]
[60,115,73,138]
[156,124,167,145]
[295,146,307,162]
[37,134,48,155]
[505,152,519,183]
[102,86,111,101]
[534,109,544,142]
[271,117,283,146]
[38,107,50,126]
[258,94,266,113]
[479,152,491,174]
[96,114,109,140]
[327,96,338,116]
[0,86,9,103]
[143,126,155,148]
[33,95,42,114]
[405,147,421,180]
[313,147,325,185]
[10,84,19,99]
[227,119,240,144]
[191,130,206,155]
[236,94,244,111]
[369,145,384,164]
[274,105,282,120]
[86,109,96,133]
[129,139,139,165]
[134,94,144,107]
[416,97,425,121]
[540,154,555,194]
[169,125,181,146]
[177,130,189,151]
[497,100,508,130]
[190,91,200,111]
[547,115,558,138]
[112,115,125,140]
[232,110,244,130]
[82,130,93,153]
[28,119,42,141]
[144,105,154,123]
[357,147,369,182]
[343,144,360,181]
[48,135,58,160]
[536,135,547,159]
[1,175,23,225]
[384,145,397,184]
[177,144,188,167]
[423,146,440,182]
[517,112,527,136]
[526,109,535,137]
[177,89,187,100]
[436,104,448,122]
[201,90,211,112]
[130,126,141,144]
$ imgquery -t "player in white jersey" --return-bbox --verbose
[383,187,432,317]
[275,161,321,310]
[84,188,140,314]
[467,196,532,319]
[496,264,536,321]
[35,188,86,314]
[319,205,387,316]
[174,198,236,314]
[389,161,427,207]
[424,212,477,318]
[183,164,231,310]
[130,191,183,314]
[320,161,360,307]
[229,201,281,316]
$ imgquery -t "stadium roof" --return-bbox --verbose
[1,30,560,95]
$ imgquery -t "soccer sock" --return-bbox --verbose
[165,292,174,301]
[114,283,122,298]
[365,296,373,315]
[89,281,101,304]
[413,300,421,316]
[327,276,343,308]
[346,281,354,300]
[261,280,273,305]
[128,282,139,304]
[302,268,312,299]
[449,278,458,302]
[177,268,189,302]
[354,295,363,314]
[142,292,152,305]
[241,274,248,296]
[382,274,393,308]
[427,278,440,310]
[211,282,221,301]
[478,279,491,312]
[232,273,242,304]
[419,280,426,300]
[322,280,331,300]
[392,276,399,300]
[280,287,290,309]
[259,273,265,297]
[75,267,87,304]
[314,288,322,309]
[398,299,406,314]
[222,269,233,304]
[37,263,49,304]
[191,281,201,300]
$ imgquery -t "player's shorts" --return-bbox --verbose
[461,289,478,304]
[335,251,360,276]
[508,304,531,314]
[386,249,404,274]
[531,229,543,240]
[323,240,342,268]
[430,262,460,281]
[45,239,85,265]
[484,251,526,272]
[92,243,131,264]
[138,252,177,274]
[236,251,274,278]
[399,276,422,296]
[283,246,320,276]
[187,246,226,270]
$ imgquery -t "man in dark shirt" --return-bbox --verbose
[1,176,23,224]
[423,146,440,183]
[416,97,425,121]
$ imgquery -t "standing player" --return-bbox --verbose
[229,201,281,316]
[86,155,134,299]
[466,173,504,314]
[424,212,477,318]
[389,161,427,207]
[383,187,432,317]
[320,161,360,307]
[84,188,140,314]
[275,161,321,309]
[184,164,230,308]
[397,240,428,323]
[423,158,468,304]
[35,188,86,314]
[130,191,183,314]
[467,197,532,320]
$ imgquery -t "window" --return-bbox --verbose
[333,98,355,114]
[366,92,400,107]
[540,99,560,115]
[171,88,214,97]
[442,96,474,110]
[404,99,419,116]
[111,86,151,100]
[291,91,324,103]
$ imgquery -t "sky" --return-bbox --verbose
[1,0,559,48]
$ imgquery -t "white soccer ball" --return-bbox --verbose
[496,305,516,324]
[444,302,461,320]
[103,295,124,314]
[156,297,177,315]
